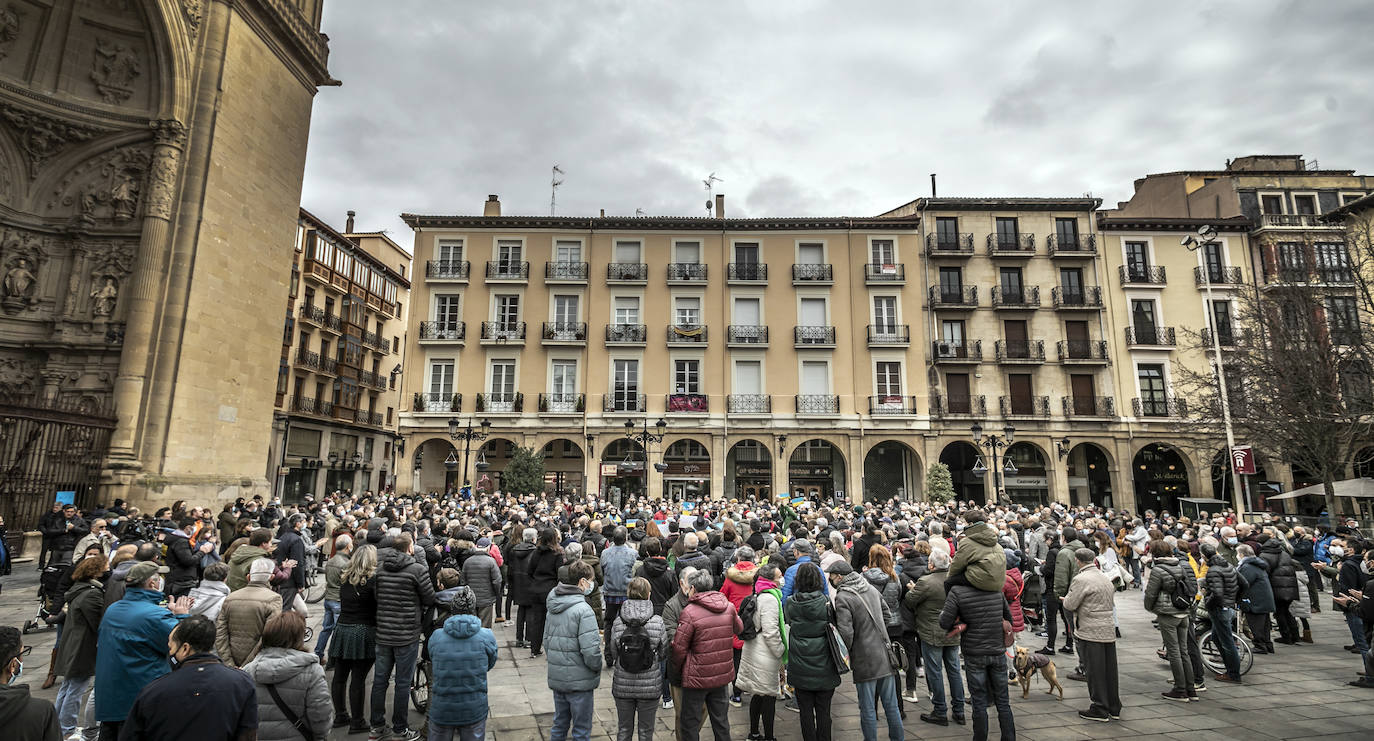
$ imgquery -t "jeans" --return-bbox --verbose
[1208,607,1242,678]
[614,696,657,741]
[855,675,903,741]
[795,688,834,741]
[370,641,420,731]
[55,675,92,735]
[1344,611,1369,654]
[1156,612,1193,691]
[551,689,595,741]
[921,642,965,718]
[315,599,340,657]
[660,661,671,702]
[677,686,730,741]
[963,653,1016,741]
[1077,639,1121,717]
[429,718,486,741]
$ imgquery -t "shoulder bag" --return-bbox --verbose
[266,683,315,741]
[858,589,904,673]
[824,602,851,674]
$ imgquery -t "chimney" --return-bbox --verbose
[345,210,355,233]
[483,195,501,217]
[714,194,725,218]
[930,173,937,198]
[599,208,605,217]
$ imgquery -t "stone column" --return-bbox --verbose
[60,240,88,319]
[772,435,790,503]
[845,434,864,504]
[107,120,185,459]
[710,432,726,500]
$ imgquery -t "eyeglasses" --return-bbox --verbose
[15,646,31,660]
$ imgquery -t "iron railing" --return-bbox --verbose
[538,393,585,413]
[545,261,589,281]
[795,326,837,346]
[605,324,647,344]
[667,325,708,344]
[991,286,1040,309]
[542,322,587,342]
[413,392,461,412]
[476,392,524,413]
[667,263,707,281]
[932,339,982,361]
[419,321,466,341]
[426,260,470,279]
[1062,396,1116,417]
[1000,396,1051,417]
[795,394,840,414]
[1119,265,1167,285]
[1133,396,1187,418]
[1057,340,1109,362]
[1125,326,1176,346]
[1051,286,1103,309]
[986,232,1035,256]
[728,394,771,413]
[995,339,1046,362]
[929,286,978,308]
[1046,233,1096,256]
[1194,265,1243,285]
[666,393,709,413]
[930,393,987,417]
[485,261,529,280]
[925,232,974,255]
[866,325,910,345]
[868,395,917,415]
[727,325,769,345]
[792,264,834,282]
[604,394,646,413]
[727,263,768,282]
[607,263,649,282]
[480,322,526,341]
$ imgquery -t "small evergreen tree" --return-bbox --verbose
[502,446,546,495]
[926,462,956,503]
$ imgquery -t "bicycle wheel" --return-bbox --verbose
[304,568,326,604]
[410,660,431,713]
[1197,630,1227,675]
[1234,636,1254,676]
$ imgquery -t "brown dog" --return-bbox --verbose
[1013,645,1064,700]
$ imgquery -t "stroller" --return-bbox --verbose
[22,563,65,634]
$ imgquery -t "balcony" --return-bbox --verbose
[362,330,389,353]
[1264,264,1311,284]
[321,357,338,374]
[604,394,646,413]
[485,261,529,281]
[1119,265,1167,286]
[358,370,387,390]
[666,393,709,413]
[1319,267,1355,285]
[1000,396,1051,418]
[542,322,587,344]
[794,325,837,348]
[1133,396,1187,418]
[1051,286,1103,310]
[929,286,978,309]
[727,263,768,284]
[607,262,649,284]
[667,263,707,283]
[925,233,974,256]
[605,323,647,346]
[1331,328,1362,347]
[866,325,910,347]
[299,303,325,325]
[792,264,834,284]
[1057,340,1109,363]
[480,321,526,344]
[1201,327,1238,348]
[986,233,1035,257]
[1125,326,1176,347]
[995,339,1046,363]
[1046,234,1097,257]
[426,260,470,281]
[418,321,466,343]
[545,261,589,283]
[795,394,839,415]
[727,325,769,347]
[932,339,982,363]
[667,325,708,345]
[290,396,334,417]
[1255,214,1343,230]
[295,348,322,371]
[1194,265,1243,286]
[413,392,461,413]
[353,409,385,427]
[1062,396,1116,418]
[869,395,917,415]
[991,286,1040,310]
[476,392,523,413]
[538,393,585,414]
[931,393,987,418]
[728,394,771,414]
[864,263,906,284]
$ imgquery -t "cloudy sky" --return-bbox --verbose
[300,0,1374,247]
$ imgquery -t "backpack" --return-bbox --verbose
[1168,565,1194,611]
[737,593,761,640]
[616,617,656,673]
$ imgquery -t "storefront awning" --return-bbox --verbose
[1267,478,1374,501]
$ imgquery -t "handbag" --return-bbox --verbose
[825,604,851,674]
[1002,618,1015,648]
[266,683,315,741]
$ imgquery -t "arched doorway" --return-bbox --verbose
[471,438,516,495]
[863,441,920,502]
[789,440,847,503]
[726,440,772,501]
[541,439,586,497]
[940,441,986,504]
[1211,448,1277,514]
[600,439,647,506]
[1003,443,1049,507]
[412,438,459,495]
[1133,444,1190,515]
[663,439,712,500]
[1066,443,1113,508]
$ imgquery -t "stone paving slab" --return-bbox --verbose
[2,565,1371,740]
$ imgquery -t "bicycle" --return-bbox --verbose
[410,658,432,713]
[303,551,327,604]
[1195,610,1253,676]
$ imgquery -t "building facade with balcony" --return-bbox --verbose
[267,210,412,500]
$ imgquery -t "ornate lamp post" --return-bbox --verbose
[971,422,1018,505]
[447,417,492,489]
[625,417,669,472]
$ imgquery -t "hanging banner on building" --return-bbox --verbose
[1231,445,1256,475]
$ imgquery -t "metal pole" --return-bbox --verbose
[1196,241,1246,518]
[461,419,473,488]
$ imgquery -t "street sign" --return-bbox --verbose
[1231,445,1256,475]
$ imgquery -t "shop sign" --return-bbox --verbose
[789,464,831,478]
[1005,475,1048,488]
[600,464,619,477]
[735,464,771,477]
[663,461,711,477]
[1231,445,1256,475]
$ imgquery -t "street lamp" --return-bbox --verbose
[1182,225,1246,518]
[625,417,670,475]
[971,423,1018,505]
[447,416,492,490]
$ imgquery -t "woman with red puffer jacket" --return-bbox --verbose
[718,547,757,705]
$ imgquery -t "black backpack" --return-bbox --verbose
[737,593,761,640]
[616,617,656,673]
[1168,565,1194,611]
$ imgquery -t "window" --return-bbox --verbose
[735,360,762,394]
[938,267,962,299]
[799,297,826,326]
[674,359,701,394]
[551,361,578,396]
[675,241,701,263]
[875,361,901,398]
[1131,299,1158,343]
[1342,193,1367,206]
[798,243,824,264]
[1340,360,1373,412]
[1059,267,1084,300]
[995,217,1019,247]
[998,267,1024,301]
[1055,218,1079,247]
[437,239,463,263]
[873,296,897,332]
[1277,242,1307,278]
[733,297,761,326]
[614,297,639,325]
[1316,243,1352,282]
[435,295,460,328]
[429,360,455,400]
[870,239,895,265]
[1328,296,1359,343]
[1293,194,1317,215]
[800,361,829,394]
[553,295,579,324]
[555,240,581,264]
[1260,194,1284,215]
[675,297,701,326]
[495,295,520,327]
[1210,300,1234,343]
[941,320,965,346]
[489,360,516,400]
[303,286,315,307]
[1125,241,1149,279]
[612,359,639,408]
[1137,364,1167,416]
[734,242,760,264]
[497,240,522,267]
[615,240,641,264]
[1203,241,1225,282]
[935,217,959,247]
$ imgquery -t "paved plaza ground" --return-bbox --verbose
[2,564,1371,740]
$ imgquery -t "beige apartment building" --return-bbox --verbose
[266,209,411,500]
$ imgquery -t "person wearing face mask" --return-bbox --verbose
[1314,540,1369,663]
[121,615,258,741]
[93,561,192,740]
[0,625,59,741]
[543,559,603,741]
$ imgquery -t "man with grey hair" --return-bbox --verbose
[676,532,712,576]
[1063,547,1121,721]
[508,527,539,649]
[1217,526,1239,565]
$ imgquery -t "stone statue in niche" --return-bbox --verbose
[2,256,36,312]
[0,4,21,61]
[109,172,137,221]
[90,275,118,317]
[91,39,141,105]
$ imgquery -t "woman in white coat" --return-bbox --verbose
[735,562,787,741]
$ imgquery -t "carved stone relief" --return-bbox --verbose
[0,355,39,396]
[0,228,47,314]
[0,4,20,61]
[90,38,142,104]
[0,103,105,180]
[182,0,203,37]
[45,145,150,222]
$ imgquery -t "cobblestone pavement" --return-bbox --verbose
[3,564,1371,740]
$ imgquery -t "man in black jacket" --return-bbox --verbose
[1037,531,1061,656]
[37,503,64,569]
[40,504,88,568]
[1201,541,1245,683]
[164,517,210,599]
[274,514,308,610]
[0,625,59,741]
[121,615,257,741]
[940,582,1015,741]
[370,532,435,741]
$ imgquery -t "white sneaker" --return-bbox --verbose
[662,698,674,710]
[904,690,922,703]
[917,667,925,678]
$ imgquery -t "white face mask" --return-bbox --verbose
[1330,546,1346,558]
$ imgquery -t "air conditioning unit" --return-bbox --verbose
[937,342,955,357]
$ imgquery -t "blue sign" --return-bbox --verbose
[55,491,76,506]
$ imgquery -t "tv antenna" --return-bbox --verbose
[703,172,723,215]
[550,164,564,216]
[635,208,645,217]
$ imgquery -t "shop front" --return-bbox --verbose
[788,440,847,503]
[662,439,711,500]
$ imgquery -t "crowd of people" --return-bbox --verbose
[0,490,1371,741]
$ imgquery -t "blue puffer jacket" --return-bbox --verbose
[94,588,186,721]
[544,584,603,692]
[428,614,498,728]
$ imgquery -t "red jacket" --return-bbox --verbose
[671,590,743,690]
[1003,567,1025,633]
[720,562,757,649]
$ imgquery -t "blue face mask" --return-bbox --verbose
[7,660,20,685]
[581,581,594,596]
[1227,537,1238,545]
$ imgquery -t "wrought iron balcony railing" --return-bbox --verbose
[795,394,839,414]
[426,260,470,279]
